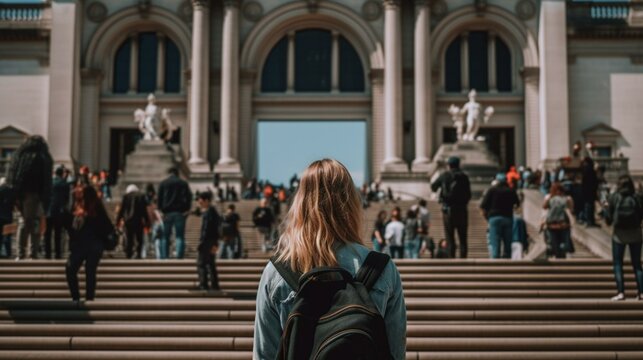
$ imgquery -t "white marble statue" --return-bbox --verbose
[134,94,176,141]
[449,89,495,141]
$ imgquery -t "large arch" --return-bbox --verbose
[84,5,191,93]
[241,1,384,76]
[431,5,539,71]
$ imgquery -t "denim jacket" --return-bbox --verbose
[253,242,407,360]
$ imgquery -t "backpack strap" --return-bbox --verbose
[355,251,391,291]
[270,256,302,292]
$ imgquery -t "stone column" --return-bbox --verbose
[188,0,210,171]
[539,0,570,166]
[488,32,497,92]
[331,31,340,93]
[286,31,295,93]
[128,33,138,94]
[460,32,469,92]
[79,68,103,168]
[47,0,81,166]
[156,32,165,94]
[382,0,407,172]
[523,67,541,169]
[215,0,242,173]
[412,0,432,172]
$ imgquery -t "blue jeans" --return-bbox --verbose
[487,216,513,259]
[163,212,186,259]
[612,240,643,295]
[151,222,165,259]
[219,240,235,259]
[405,238,421,259]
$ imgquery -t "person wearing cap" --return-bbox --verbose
[430,156,472,258]
[116,184,150,259]
[480,173,521,259]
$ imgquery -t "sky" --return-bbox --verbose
[257,121,367,186]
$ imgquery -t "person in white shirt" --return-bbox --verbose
[385,207,405,259]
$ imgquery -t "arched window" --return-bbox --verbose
[444,31,512,93]
[112,32,181,94]
[261,29,365,93]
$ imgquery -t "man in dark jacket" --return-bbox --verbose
[158,167,193,259]
[196,191,221,291]
[116,184,150,259]
[480,174,521,259]
[44,166,70,259]
[7,136,53,259]
[0,178,16,258]
[253,198,275,252]
[430,157,472,258]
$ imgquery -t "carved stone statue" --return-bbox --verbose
[134,93,176,141]
[448,89,494,141]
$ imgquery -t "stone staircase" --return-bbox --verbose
[1,258,643,359]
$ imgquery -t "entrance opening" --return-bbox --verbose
[443,127,515,170]
[257,120,367,186]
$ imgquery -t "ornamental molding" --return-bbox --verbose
[86,1,108,23]
[178,0,193,23]
[242,1,263,22]
[515,0,536,21]
[431,0,448,20]
[362,1,382,21]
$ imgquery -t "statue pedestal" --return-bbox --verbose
[429,140,500,198]
[115,140,182,196]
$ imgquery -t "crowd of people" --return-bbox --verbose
[1,135,641,304]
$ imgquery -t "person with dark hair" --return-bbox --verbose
[385,207,405,259]
[220,203,241,259]
[404,209,421,259]
[6,136,54,260]
[543,182,573,259]
[480,173,521,259]
[0,178,16,258]
[196,191,221,291]
[63,185,115,301]
[605,175,643,301]
[372,210,388,253]
[158,167,193,259]
[581,156,599,227]
[44,166,70,259]
[116,184,150,259]
[431,156,472,258]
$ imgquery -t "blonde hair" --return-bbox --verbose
[276,159,364,273]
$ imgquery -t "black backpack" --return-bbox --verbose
[614,194,643,229]
[270,251,393,360]
[441,170,471,207]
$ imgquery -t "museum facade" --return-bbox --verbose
[1,0,642,192]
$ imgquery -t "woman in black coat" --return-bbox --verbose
[64,185,115,301]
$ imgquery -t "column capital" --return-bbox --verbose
[414,0,430,7]
[383,0,401,10]
[192,0,210,10]
[222,0,240,8]
[156,31,165,39]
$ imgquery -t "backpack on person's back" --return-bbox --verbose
[441,170,471,208]
[546,195,570,230]
[612,194,643,229]
[270,252,393,360]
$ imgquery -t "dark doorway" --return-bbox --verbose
[109,128,142,184]
[443,127,515,170]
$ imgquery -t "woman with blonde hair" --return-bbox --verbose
[253,159,406,360]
